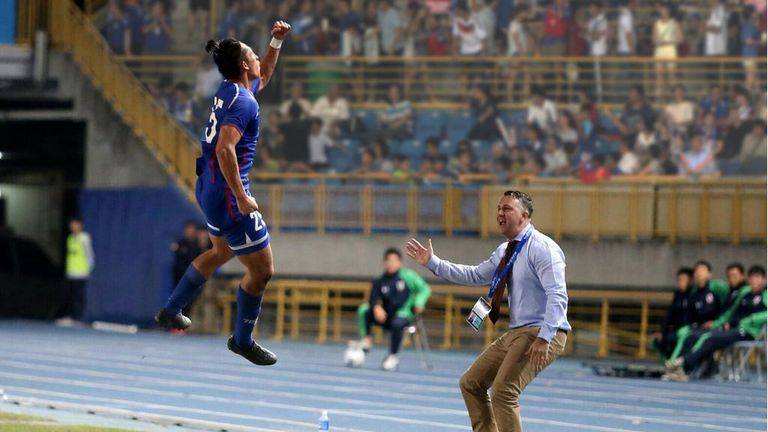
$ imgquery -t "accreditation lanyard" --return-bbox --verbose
[487,227,533,299]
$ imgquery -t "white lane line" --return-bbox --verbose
[1,335,763,403]
[2,362,763,432]
[1,347,764,415]
[3,387,370,432]
[3,351,763,425]
[6,395,285,432]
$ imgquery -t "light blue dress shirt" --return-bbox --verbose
[426,223,571,342]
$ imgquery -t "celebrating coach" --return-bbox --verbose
[406,190,570,432]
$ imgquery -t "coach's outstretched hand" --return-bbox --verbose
[271,21,291,40]
[406,238,433,267]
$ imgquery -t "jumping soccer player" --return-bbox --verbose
[154,21,291,366]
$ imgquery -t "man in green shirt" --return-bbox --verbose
[62,218,94,322]
[665,265,767,381]
[357,247,431,371]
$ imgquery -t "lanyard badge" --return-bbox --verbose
[466,227,533,330]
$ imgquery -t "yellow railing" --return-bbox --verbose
[214,278,672,359]
[243,174,766,243]
[113,54,767,109]
[46,1,198,200]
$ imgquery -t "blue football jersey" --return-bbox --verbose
[199,79,261,187]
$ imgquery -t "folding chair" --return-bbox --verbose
[403,315,433,370]
[720,326,766,383]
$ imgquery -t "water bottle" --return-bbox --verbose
[318,410,329,431]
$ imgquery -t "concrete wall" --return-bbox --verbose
[221,231,767,288]
[47,51,169,189]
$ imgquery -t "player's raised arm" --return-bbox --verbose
[257,21,291,92]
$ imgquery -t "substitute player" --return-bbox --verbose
[154,22,291,366]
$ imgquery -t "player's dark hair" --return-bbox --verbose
[677,267,694,278]
[503,190,534,218]
[206,38,244,80]
[726,262,745,274]
[694,260,712,272]
[748,265,766,277]
[384,247,402,260]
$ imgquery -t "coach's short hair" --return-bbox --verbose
[384,247,402,260]
[503,190,534,217]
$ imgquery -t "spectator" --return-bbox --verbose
[739,121,767,167]
[307,117,338,172]
[586,1,608,101]
[101,0,131,55]
[452,2,486,56]
[657,143,680,175]
[700,112,719,153]
[577,153,610,184]
[142,0,172,54]
[664,85,695,136]
[378,85,413,140]
[193,55,222,103]
[504,5,531,102]
[356,248,431,371]
[652,2,683,101]
[240,0,269,52]
[472,0,496,55]
[540,0,569,97]
[604,84,656,137]
[281,109,312,171]
[426,13,451,56]
[217,0,241,40]
[741,8,762,92]
[59,218,94,324]
[291,0,317,54]
[187,0,209,38]
[616,0,636,56]
[452,148,477,177]
[371,138,394,173]
[311,83,350,133]
[698,84,730,125]
[665,265,766,381]
[279,82,313,121]
[378,0,403,55]
[542,138,569,176]
[652,267,693,360]
[168,82,195,131]
[636,146,663,176]
[724,263,749,310]
[123,0,144,55]
[363,2,381,62]
[467,86,499,141]
[521,124,545,154]
[392,155,413,180]
[424,137,441,159]
[616,139,639,175]
[526,86,558,134]
[337,0,362,57]
[702,0,728,58]
[732,90,754,121]
[255,143,281,174]
[354,147,377,175]
[556,111,579,147]
[171,222,203,322]
[680,131,718,177]
[635,119,658,152]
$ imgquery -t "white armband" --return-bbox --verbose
[270,37,283,49]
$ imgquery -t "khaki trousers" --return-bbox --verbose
[459,327,567,432]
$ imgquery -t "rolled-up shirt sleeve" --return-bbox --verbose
[426,243,505,286]
[532,240,568,342]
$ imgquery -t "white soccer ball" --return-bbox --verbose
[344,343,366,368]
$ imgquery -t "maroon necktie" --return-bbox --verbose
[489,240,518,324]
